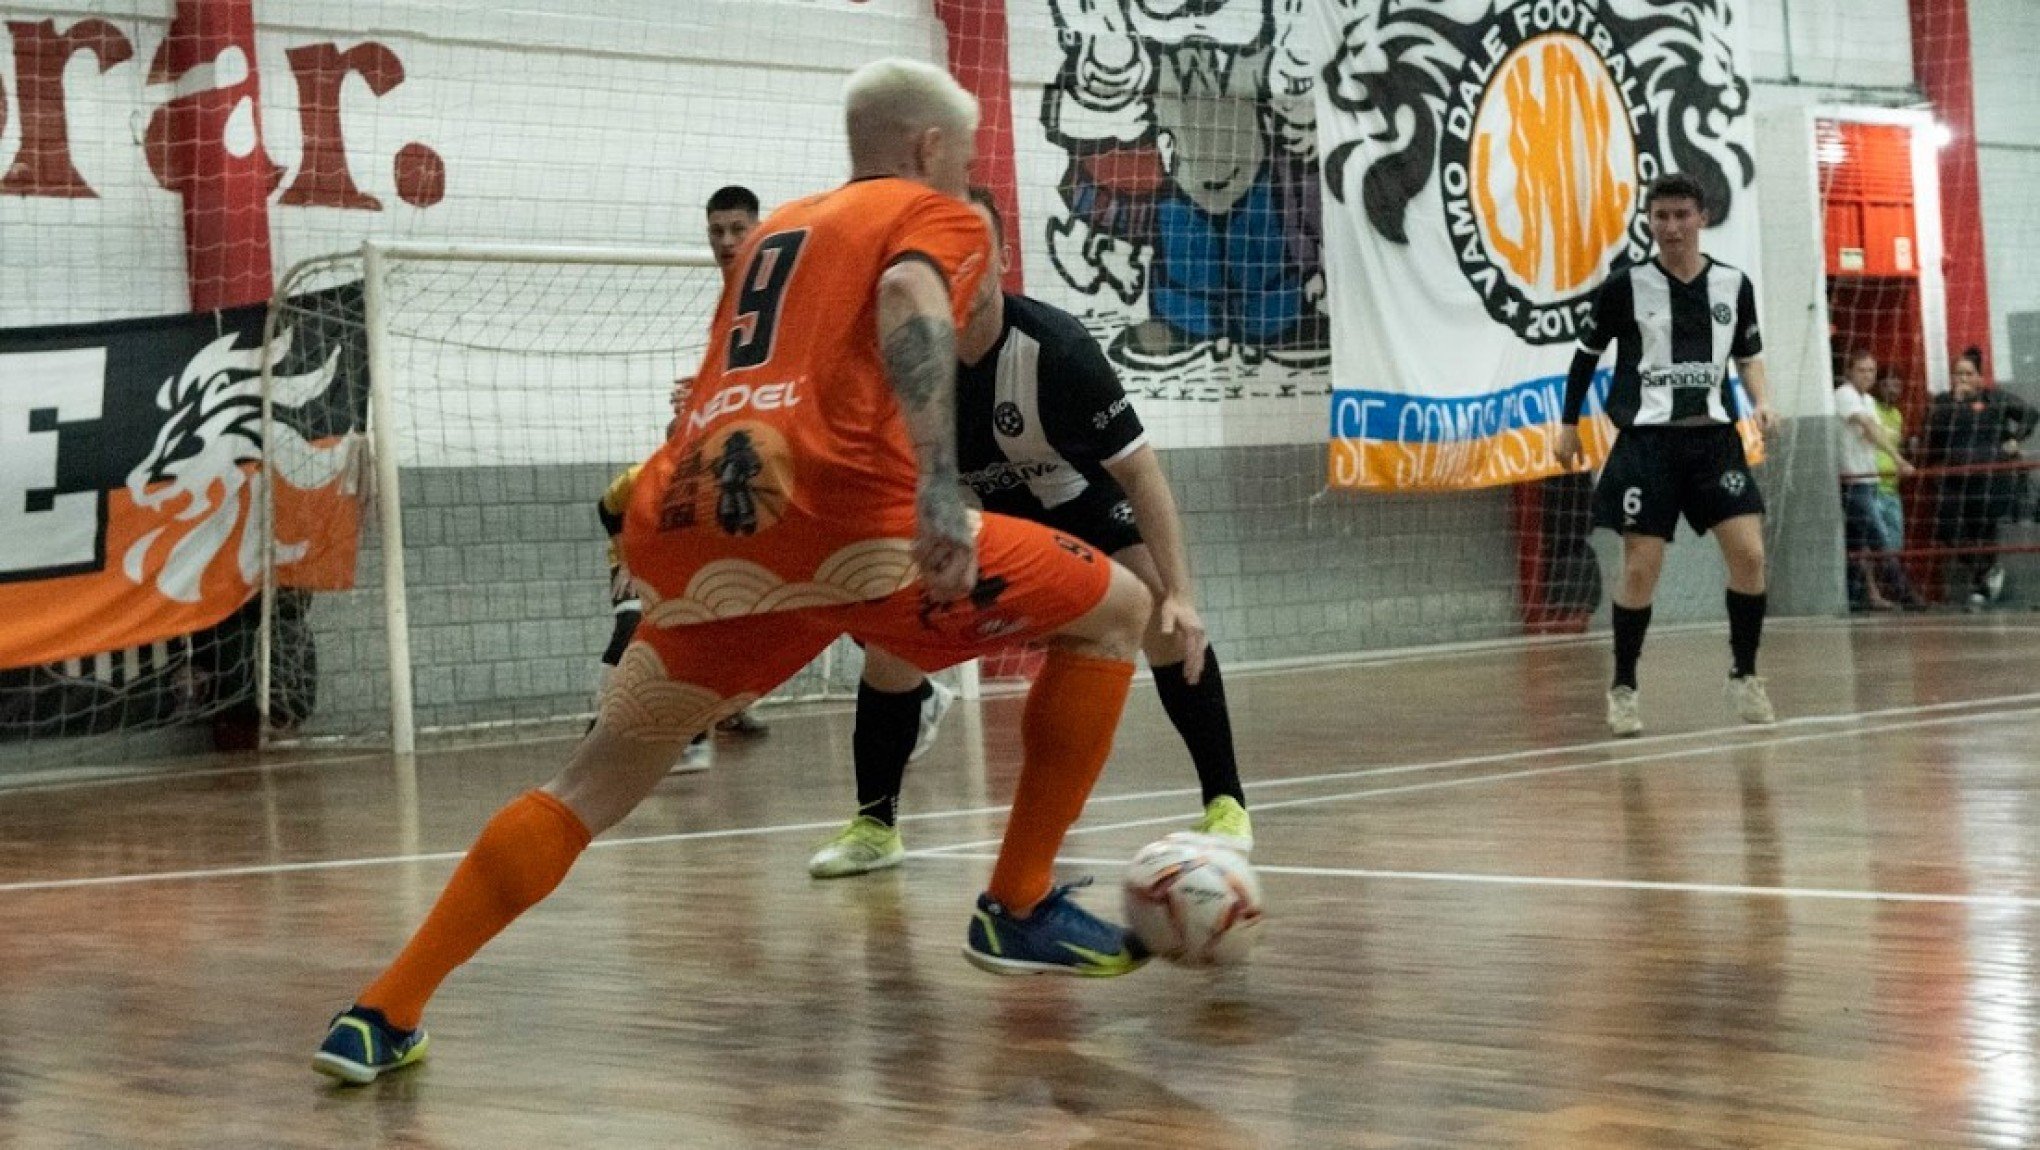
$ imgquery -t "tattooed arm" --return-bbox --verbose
[878,257,977,601]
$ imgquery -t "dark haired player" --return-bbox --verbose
[1555,172,1781,737]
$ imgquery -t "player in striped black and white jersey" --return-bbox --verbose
[1555,172,1783,738]
[806,187,1251,880]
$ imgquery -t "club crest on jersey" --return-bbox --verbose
[993,401,1026,437]
[1323,0,1754,346]
[1713,302,1734,325]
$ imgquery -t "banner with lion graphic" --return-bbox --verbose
[1315,0,1761,490]
[0,286,367,670]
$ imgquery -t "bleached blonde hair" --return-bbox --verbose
[844,58,979,170]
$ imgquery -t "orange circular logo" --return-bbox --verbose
[1433,6,1661,345]
[660,421,795,537]
[1471,34,1636,299]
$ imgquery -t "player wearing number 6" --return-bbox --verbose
[1554,173,1782,738]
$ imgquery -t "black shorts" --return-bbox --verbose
[1592,424,1764,541]
[993,483,1144,557]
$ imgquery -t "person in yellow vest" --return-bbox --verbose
[1870,372,1923,608]
[697,187,773,739]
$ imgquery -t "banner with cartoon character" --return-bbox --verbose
[0,286,367,670]
[1033,0,1331,442]
[1316,0,1760,490]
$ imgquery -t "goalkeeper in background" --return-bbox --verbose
[699,183,773,739]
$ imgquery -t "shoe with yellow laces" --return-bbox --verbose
[964,879,1148,977]
[313,1005,428,1085]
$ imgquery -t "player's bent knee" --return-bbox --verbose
[1620,554,1663,587]
[1106,563,1154,636]
[859,643,928,693]
[1051,562,1151,663]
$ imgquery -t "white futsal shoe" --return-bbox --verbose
[1727,675,1776,725]
[1606,686,1643,738]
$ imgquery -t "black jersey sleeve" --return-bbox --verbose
[1039,311,1146,463]
[1731,273,1763,359]
[1578,267,1631,356]
[1564,269,1630,423]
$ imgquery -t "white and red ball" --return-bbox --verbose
[1121,833,1266,966]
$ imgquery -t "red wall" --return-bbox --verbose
[1909,0,1994,368]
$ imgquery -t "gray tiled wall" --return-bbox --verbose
[297,419,1847,742]
[0,418,1855,768]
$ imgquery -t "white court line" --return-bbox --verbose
[12,614,2020,798]
[2,697,2031,897]
[920,853,2040,911]
[1215,614,2040,682]
[906,704,2040,857]
[0,811,946,896]
[7,667,2038,806]
[1145,688,2040,801]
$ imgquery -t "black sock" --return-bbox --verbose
[851,680,928,826]
[1726,589,1766,678]
[1151,650,1244,807]
[1612,602,1652,690]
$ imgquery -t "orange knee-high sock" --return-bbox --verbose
[359,789,591,1031]
[987,650,1135,916]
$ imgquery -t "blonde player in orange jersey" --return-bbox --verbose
[314,58,1157,1085]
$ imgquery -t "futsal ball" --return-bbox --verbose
[1121,833,1266,966]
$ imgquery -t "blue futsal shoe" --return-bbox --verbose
[313,1005,429,1085]
[964,878,1148,977]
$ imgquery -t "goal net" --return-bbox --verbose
[1817,90,2040,614]
[265,243,884,749]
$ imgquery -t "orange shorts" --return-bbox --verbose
[627,513,1112,700]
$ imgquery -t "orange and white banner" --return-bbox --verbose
[0,286,367,670]
[1314,0,1761,490]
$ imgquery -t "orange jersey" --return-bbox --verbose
[623,177,991,622]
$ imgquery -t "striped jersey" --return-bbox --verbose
[956,293,1146,516]
[1578,257,1763,429]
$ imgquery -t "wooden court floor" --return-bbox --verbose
[1,617,2036,1149]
